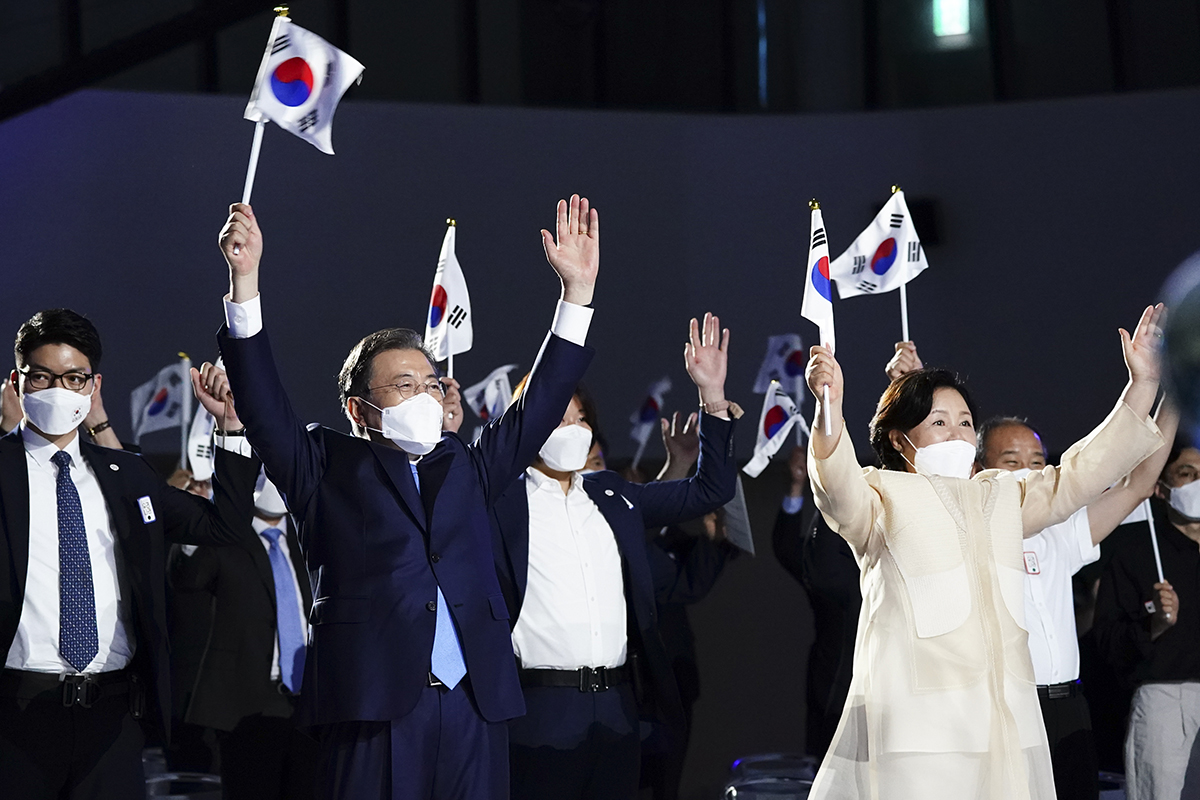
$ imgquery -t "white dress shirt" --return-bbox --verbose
[1022,507,1099,685]
[512,468,627,669]
[251,516,310,681]
[7,425,134,673]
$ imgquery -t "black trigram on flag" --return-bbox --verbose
[193,442,213,459]
[271,34,291,55]
[448,305,468,328]
[851,255,867,275]
[811,227,827,249]
[855,280,879,293]
[298,110,319,132]
[907,241,922,262]
[890,213,904,229]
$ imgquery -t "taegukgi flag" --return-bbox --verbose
[743,381,804,478]
[425,222,473,363]
[828,189,927,299]
[800,204,835,354]
[187,406,216,482]
[629,377,672,447]
[753,334,806,397]
[130,361,189,444]
[244,15,364,154]
[463,364,519,422]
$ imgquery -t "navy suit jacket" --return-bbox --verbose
[490,412,737,728]
[218,327,593,726]
[0,432,252,738]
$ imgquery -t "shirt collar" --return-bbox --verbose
[253,515,287,536]
[20,422,82,470]
[526,465,584,494]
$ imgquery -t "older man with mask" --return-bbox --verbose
[209,196,598,800]
[887,339,1177,800]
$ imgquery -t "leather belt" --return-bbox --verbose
[0,668,131,708]
[1037,681,1081,700]
[518,665,630,693]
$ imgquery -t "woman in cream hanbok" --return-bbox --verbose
[803,305,1166,800]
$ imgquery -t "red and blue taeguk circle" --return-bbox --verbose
[783,349,806,377]
[810,256,831,301]
[763,404,789,438]
[147,387,170,417]
[871,238,897,275]
[638,397,660,423]
[428,286,448,328]
[270,57,315,107]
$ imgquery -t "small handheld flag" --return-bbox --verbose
[187,406,216,482]
[743,381,804,478]
[463,364,519,422]
[800,200,834,436]
[630,377,672,469]
[753,334,806,398]
[130,357,190,446]
[424,220,473,375]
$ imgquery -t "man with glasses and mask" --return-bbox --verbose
[209,196,598,800]
[0,308,257,798]
[1095,438,1200,800]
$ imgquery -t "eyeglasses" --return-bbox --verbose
[19,367,95,392]
[367,379,445,401]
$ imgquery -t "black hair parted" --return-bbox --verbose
[15,309,102,371]
[869,367,977,471]
[338,327,437,414]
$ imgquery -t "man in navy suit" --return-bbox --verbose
[210,195,599,800]
[489,313,739,799]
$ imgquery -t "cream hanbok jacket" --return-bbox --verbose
[807,401,1162,800]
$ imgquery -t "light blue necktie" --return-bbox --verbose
[411,462,467,689]
[51,451,98,672]
[260,527,306,692]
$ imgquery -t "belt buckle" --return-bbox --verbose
[61,674,98,708]
[579,666,609,693]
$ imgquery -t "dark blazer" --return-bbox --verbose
[490,412,737,728]
[0,432,253,738]
[219,328,593,726]
[168,458,314,733]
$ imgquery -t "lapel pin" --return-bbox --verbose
[109,464,119,471]
[604,489,614,496]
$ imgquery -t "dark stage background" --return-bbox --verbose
[2,86,1198,796]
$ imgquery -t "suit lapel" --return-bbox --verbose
[0,430,31,607]
[79,442,142,573]
[414,443,453,529]
[369,442,427,533]
[583,478,641,560]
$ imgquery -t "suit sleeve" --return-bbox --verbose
[167,544,220,593]
[625,413,738,529]
[1092,535,1155,685]
[471,333,594,506]
[217,326,326,518]
[160,446,264,546]
[648,531,733,605]
[772,506,808,586]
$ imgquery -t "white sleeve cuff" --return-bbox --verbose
[1073,507,1102,567]
[224,293,263,339]
[551,300,593,347]
[215,434,254,458]
[181,544,198,557]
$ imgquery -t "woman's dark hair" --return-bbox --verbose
[15,308,103,371]
[869,368,977,471]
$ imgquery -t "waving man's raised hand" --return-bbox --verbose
[541,194,599,306]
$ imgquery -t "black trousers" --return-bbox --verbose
[0,678,145,800]
[218,713,319,800]
[1039,690,1099,800]
[509,683,640,800]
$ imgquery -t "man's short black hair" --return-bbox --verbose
[338,328,437,424]
[14,309,102,371]
[975,415,1047,464]
[869,367,977,471]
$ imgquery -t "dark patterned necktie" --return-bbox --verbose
[51,451,98,672]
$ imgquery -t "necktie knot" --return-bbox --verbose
[261,527,283,546]
[51,450,72,471]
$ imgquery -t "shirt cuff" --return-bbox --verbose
[782,495,805,515]
[551,300,593,347]
[215,434,254,458]
[181,545,198,557]
[224,293,263,339]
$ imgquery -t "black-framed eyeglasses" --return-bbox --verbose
[18,367,95,392]
[366,379,444,401]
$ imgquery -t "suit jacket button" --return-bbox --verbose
[430,553,441,563]
[426,600,437,612]
[605,489,614,496]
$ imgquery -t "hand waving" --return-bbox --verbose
[1121,303,1166,385]
[541,194,599,306]
[684,312,729,406]
[660,411,700,474]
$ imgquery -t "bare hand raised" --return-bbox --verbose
[886,341,923,382]
[659,411,700,477]
[190,362,243,432]
[1121,304,1166,385]
[541,194,599,306]
[684,312,730,413]
[219,203,262,303]
[805,345,843,403]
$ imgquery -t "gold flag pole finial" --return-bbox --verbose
[809,198,820,210]
[891,184,902,194]
[177,351,189,360]
[274,5,290,17]
[446,218,456,227]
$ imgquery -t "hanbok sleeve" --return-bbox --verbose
[808,422,883,558]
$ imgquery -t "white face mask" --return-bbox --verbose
[22,387,93,436]
[538,424,593,473]
[363,392,444,456]
[902,434,976,480]
[1167,479,1200,521]
[1008,468,1033,480]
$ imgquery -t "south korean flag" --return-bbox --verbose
[424,222,473,362]
[828,189,928,299]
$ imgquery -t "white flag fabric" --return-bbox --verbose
[721,477,756,556]
[743,381,804,478]
[753,334,806,397]
[800,207,836,354]
[629,377,672,446]
[828,189,927,299]
[463,364,518,422]
[424,224,473,362]
[244,16,364,155]
[186,407,216,482]
[130,362,189,444]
